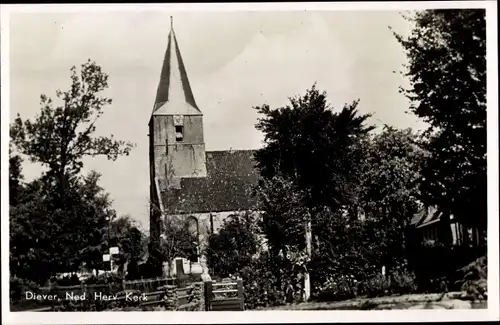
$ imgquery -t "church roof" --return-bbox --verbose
[153,18,201,116]
[161,150,260,214]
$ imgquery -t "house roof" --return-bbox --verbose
[153,18,201,116]
[161,150,260,214]
[410,208,426,226]
[411,205,443,228]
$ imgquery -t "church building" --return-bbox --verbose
[148,19,259,273]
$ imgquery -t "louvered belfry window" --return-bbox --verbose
[174,115,184,142]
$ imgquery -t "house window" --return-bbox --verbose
[451,222,459,245]
[431,228,438,241]
[175,125,184,142]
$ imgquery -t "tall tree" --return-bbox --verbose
[106,215,146,277]
[10,60,134,202]
[67,171,116,272]
[10,179,52,282]
[9,143,24,207]
[359,127,427,269]
[253,85,375,297]
[159,216,198,277]
[309,128,426,287]
[206,212,261,277]
[9,171,116,283]
[256,175,309,259]
[393,10,487,233]
[9,60,135,282]
[253,84,374,213]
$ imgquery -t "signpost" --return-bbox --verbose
[102,248,119,272]
[103,215,119,273]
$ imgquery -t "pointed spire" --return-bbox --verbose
[153,18,201,116]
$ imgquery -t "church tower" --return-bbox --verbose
[149,18,207,243]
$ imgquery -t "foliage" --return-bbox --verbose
[253,174,315,304]
[83,272,125,285]
[9,144,25,207]
[249,85,427,305]
[10,60,134,198]
[241,253,286,309]
[456,256,487,300]
[390,270,419,295]
[361,274,391,298]
[10,179,53,283]
[393,10,487,232]
[256,175,309,257]
[359,127,425,222]
[9,61,138,284]
[204,212,287,309]
[307,126,426,294]
[314,269,417,302]
[206,212,260,278]
[408,236,485,294]
[10,171,116,283]
[174,274,202,288]
[315,274,360,302]
[358,127,427,268]
[107,215,146,278]
[254,84,374,211]
[159,216,198,277]
[310,207,378,289]
[51,274,82,286]
[10,276,40,302]
[360,270,418,298]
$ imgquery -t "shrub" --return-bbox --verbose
[10,277,44,310]
[84,272,124,285]
[10,277,40,302]
[53,274,81,286]
[240,255,285,309]
[409,239,485,293]
[360,274,391,298]
[456,256,487,300]
[315,274,359,302]
[390,270,418,295]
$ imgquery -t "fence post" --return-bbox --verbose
[204,281,212,311]
[237,279,244,311]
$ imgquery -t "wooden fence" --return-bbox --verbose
[37,277,172,296]
[204,280,244,311]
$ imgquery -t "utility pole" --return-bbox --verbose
[304,215,312,301]
[291,154,312,301]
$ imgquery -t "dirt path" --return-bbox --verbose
[261,292,487,310]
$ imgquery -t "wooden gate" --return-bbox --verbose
[204,280,244,311]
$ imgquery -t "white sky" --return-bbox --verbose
[8,10,427,230]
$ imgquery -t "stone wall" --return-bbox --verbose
[160,282,205,311]
[176,282,205,311]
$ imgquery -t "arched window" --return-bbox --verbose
[186,216,199,238]
[186,216,199,263]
